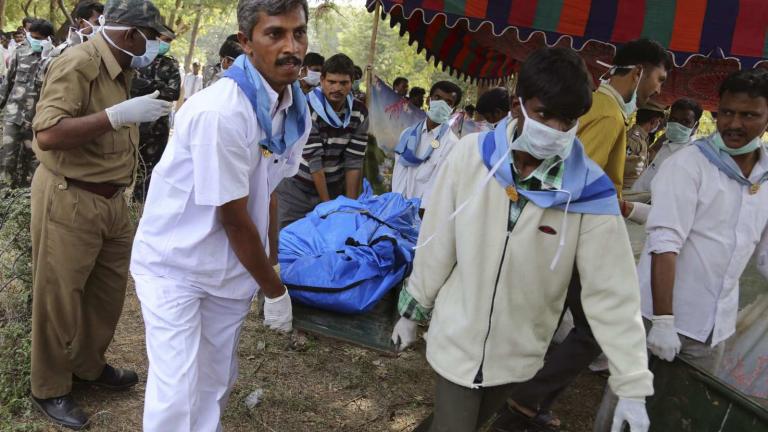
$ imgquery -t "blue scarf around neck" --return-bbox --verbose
[394,120,452,167]
[479,117,619,215]
[307,87,354,129]
[222,55,307,156]
[695,135,768,188]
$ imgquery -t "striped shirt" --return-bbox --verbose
[295,98,369,187]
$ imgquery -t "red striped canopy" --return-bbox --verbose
[368,0,768,111]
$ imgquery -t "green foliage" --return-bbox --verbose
[0,187,34,422]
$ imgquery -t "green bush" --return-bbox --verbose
[0,187,33,421]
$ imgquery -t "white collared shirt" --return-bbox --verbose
[631,138,691,193]
[131,71,310,299]
[182,72,203,99]
[392,121,460,209]
[638,144,768,345]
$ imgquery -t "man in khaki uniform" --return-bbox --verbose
[29,0,172,428]
[624,101,665,190]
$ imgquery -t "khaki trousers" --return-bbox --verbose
[30,165,133,398]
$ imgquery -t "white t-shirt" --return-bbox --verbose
[131,74,310,299]
[182,72,203,99]
[392,122,460,209]
[639,144,768,345]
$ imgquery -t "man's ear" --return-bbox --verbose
[236,31,252,56]
[510,96,522,118]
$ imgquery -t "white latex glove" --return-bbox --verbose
[635,155,646,175]
[105,90,173,129]
[263,289,292,333]
[391,316,418,351]
[646,315,681,362]
[611,398,650,432]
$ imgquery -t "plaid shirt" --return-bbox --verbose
[399,151,565,321]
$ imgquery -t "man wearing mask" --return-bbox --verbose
[207,39,244,87]
[497,38,671,431]
[392,47,653,432]
[596,67,768,432]
[392,81,462,213]
[624,102,666,190]
[298,51,324,94]
[131,0,310,429]
[131,31,180,202]
[0,18,54,188]
[632,98,702,193]
[277,53,368,228]
[29,0,173,428]
[476,87,511,128]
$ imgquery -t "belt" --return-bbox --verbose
[66,178,123,199]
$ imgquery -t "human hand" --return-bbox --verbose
[263,289,292,333]
[647,315,681,362]
[611,398,649,432]
[105,90,173,128]
[391,316,418,351]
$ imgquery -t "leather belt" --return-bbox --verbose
[66,178,122,199]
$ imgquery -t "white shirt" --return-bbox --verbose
[392,121,460,209]
[131,73,311,299]
[632,138,690,193]
[182,72,203,99]
[638,144,768,345]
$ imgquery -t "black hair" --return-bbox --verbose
[22,17,34,27]
[613,38,672,76]
[237,0,308,37]
[353,65,363,80]
[719,69,768,101]
[429,81,463,107]
[465,104,475,112]
[517,47,592,120]
[635,109,665,125]
[226,33,239,42]
[393,77,408,88]
[28,19,54,38]
[219,40,244,59]
[671,97,703,122]
[322,53,355,79]
[408,87,426,98]
[476,87,510,116]
[303,52,324,67]
[73,1,103,21]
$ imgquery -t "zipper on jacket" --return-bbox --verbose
[473,202,514,385]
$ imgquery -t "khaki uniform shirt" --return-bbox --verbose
[624,124,649,188]
[32,33,137,185]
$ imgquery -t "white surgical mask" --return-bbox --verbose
[426,99,452,124]
[511,98,577,160]
[102,26,159,69]
[303,70,321,86]
[597,61,642,117]
[665,121,694,143]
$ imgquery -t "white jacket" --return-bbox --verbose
[407,134,654,398]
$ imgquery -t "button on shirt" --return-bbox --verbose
[638,144,768,345]
[392,121,460,209]
[131,72,310,299]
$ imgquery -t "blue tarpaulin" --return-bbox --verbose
[279,183,421,314]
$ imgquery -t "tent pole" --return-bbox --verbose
[365,1,381,109]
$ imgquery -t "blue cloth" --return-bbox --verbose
[695,136,768,187]
[479,117,620,215]
[278,181,421,314]
[394,120,452,167]
[222,55,307,155]
[307,87,354,129]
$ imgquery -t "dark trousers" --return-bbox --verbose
[508,269,602,412]
[415,373,518,432]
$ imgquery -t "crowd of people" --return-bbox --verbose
[0,0,766,431]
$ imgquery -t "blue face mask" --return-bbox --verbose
[27,34,43,52]
[158,40,170,56]
[712,131,765,156]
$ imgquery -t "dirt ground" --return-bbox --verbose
[14,280,606,432]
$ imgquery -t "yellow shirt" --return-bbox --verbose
[33,33,137,185]
[577,84,629,194]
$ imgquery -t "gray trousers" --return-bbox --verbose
[415,373,518,432]
[592,324,726,432]
[276,177,345,229]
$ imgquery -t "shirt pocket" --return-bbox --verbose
[98,126,136,155]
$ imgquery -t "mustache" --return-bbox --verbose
[722,129,746,136]
[275,55,302,66]
[329,92,344,98]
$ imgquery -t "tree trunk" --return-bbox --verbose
[0,0,6,30]
[49,0,55,24]
[184,6,202,73]
[168,0,183,29]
